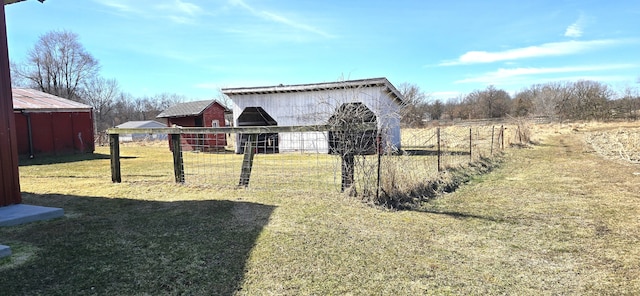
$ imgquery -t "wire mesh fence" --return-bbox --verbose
[346,124,515,199]
[108,123,523,198]
[178,131,343,193]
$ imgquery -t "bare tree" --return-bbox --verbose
[13,30,99,101]
[552,80,613,121]
[111,92,185,125]
[426,99,444,120]
[512,89,534,117]
[80,77,119,132]
[9,61,28,87]
[572,80,612,120]
[398,83,428,127]
[443,95,467,120]
[476,85,512,118]
[518,82,568,120]
[614,86,640,120]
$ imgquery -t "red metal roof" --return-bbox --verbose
[12,88,92,112]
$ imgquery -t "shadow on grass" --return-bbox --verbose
[0,193,275,295]
[19,153,136,166]
[415,208,507,223]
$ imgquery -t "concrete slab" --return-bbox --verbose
[0,244,10,258]
[0,204,64,227]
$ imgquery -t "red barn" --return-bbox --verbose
[157,100,229,151]
[12,89,95,158]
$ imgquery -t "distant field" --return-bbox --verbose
[2,121,639,294]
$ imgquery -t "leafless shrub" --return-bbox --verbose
[508,117,533,146]
[370,156,502,209]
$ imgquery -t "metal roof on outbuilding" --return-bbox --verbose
[115,120,166,129]
[12,88,92,112]
[156,100,229,118]
[221,77,405,105]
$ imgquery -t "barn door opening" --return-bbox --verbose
[328,102,378,155]
[237,107,279,153]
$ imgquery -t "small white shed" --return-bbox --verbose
[222,77,404,153]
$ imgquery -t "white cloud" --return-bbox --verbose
[564,13,586,38]
[456,64,637,84]
[155,0,204,24]
[93,0,138,14]
[564,23,582,38]
[229,0,334,38]
[174,0,202,16]
[95,0,204,24]
[440,39,624,66]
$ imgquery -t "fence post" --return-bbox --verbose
[500,125,505,150]
[469,127,472,162]
[376,131,381,200]
[109,133,121,183]
[171,133,185,183]
[437,127,442,172]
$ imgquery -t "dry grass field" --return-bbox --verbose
[1,120,639,295]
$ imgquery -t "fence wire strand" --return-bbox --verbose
[110,123,521,197]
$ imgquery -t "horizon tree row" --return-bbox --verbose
[399,81,640,127]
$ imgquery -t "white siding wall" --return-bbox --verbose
[231,86,401,153]
[279,131,329,153]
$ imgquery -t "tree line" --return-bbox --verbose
[399,80,640,127]
[10,30,186,134]
[11,30,640,133]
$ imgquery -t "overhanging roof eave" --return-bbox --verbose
[221,77,405,105]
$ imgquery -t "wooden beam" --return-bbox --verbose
[109,134,121,183]
[170,134,184,183]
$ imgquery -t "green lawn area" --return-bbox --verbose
[1,126,639,295]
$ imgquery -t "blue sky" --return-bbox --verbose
[6,0,640,101]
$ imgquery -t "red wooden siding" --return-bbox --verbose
[71,112,94,153]
[167,102,227,151]
[14,111,95,156]
[0,3,21,206]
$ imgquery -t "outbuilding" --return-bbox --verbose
[157,100,229,151]
[12,88,94,158]
[114,120,168,142]
[222,77,404,154]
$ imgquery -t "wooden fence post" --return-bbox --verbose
[500,125,505,150]
[109,134,121,183]
[469,127,472,162]
[437,127,442,172]
[171,133,185,183]
[376,130,382,200]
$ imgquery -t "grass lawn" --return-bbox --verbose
[1,123,639,295]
